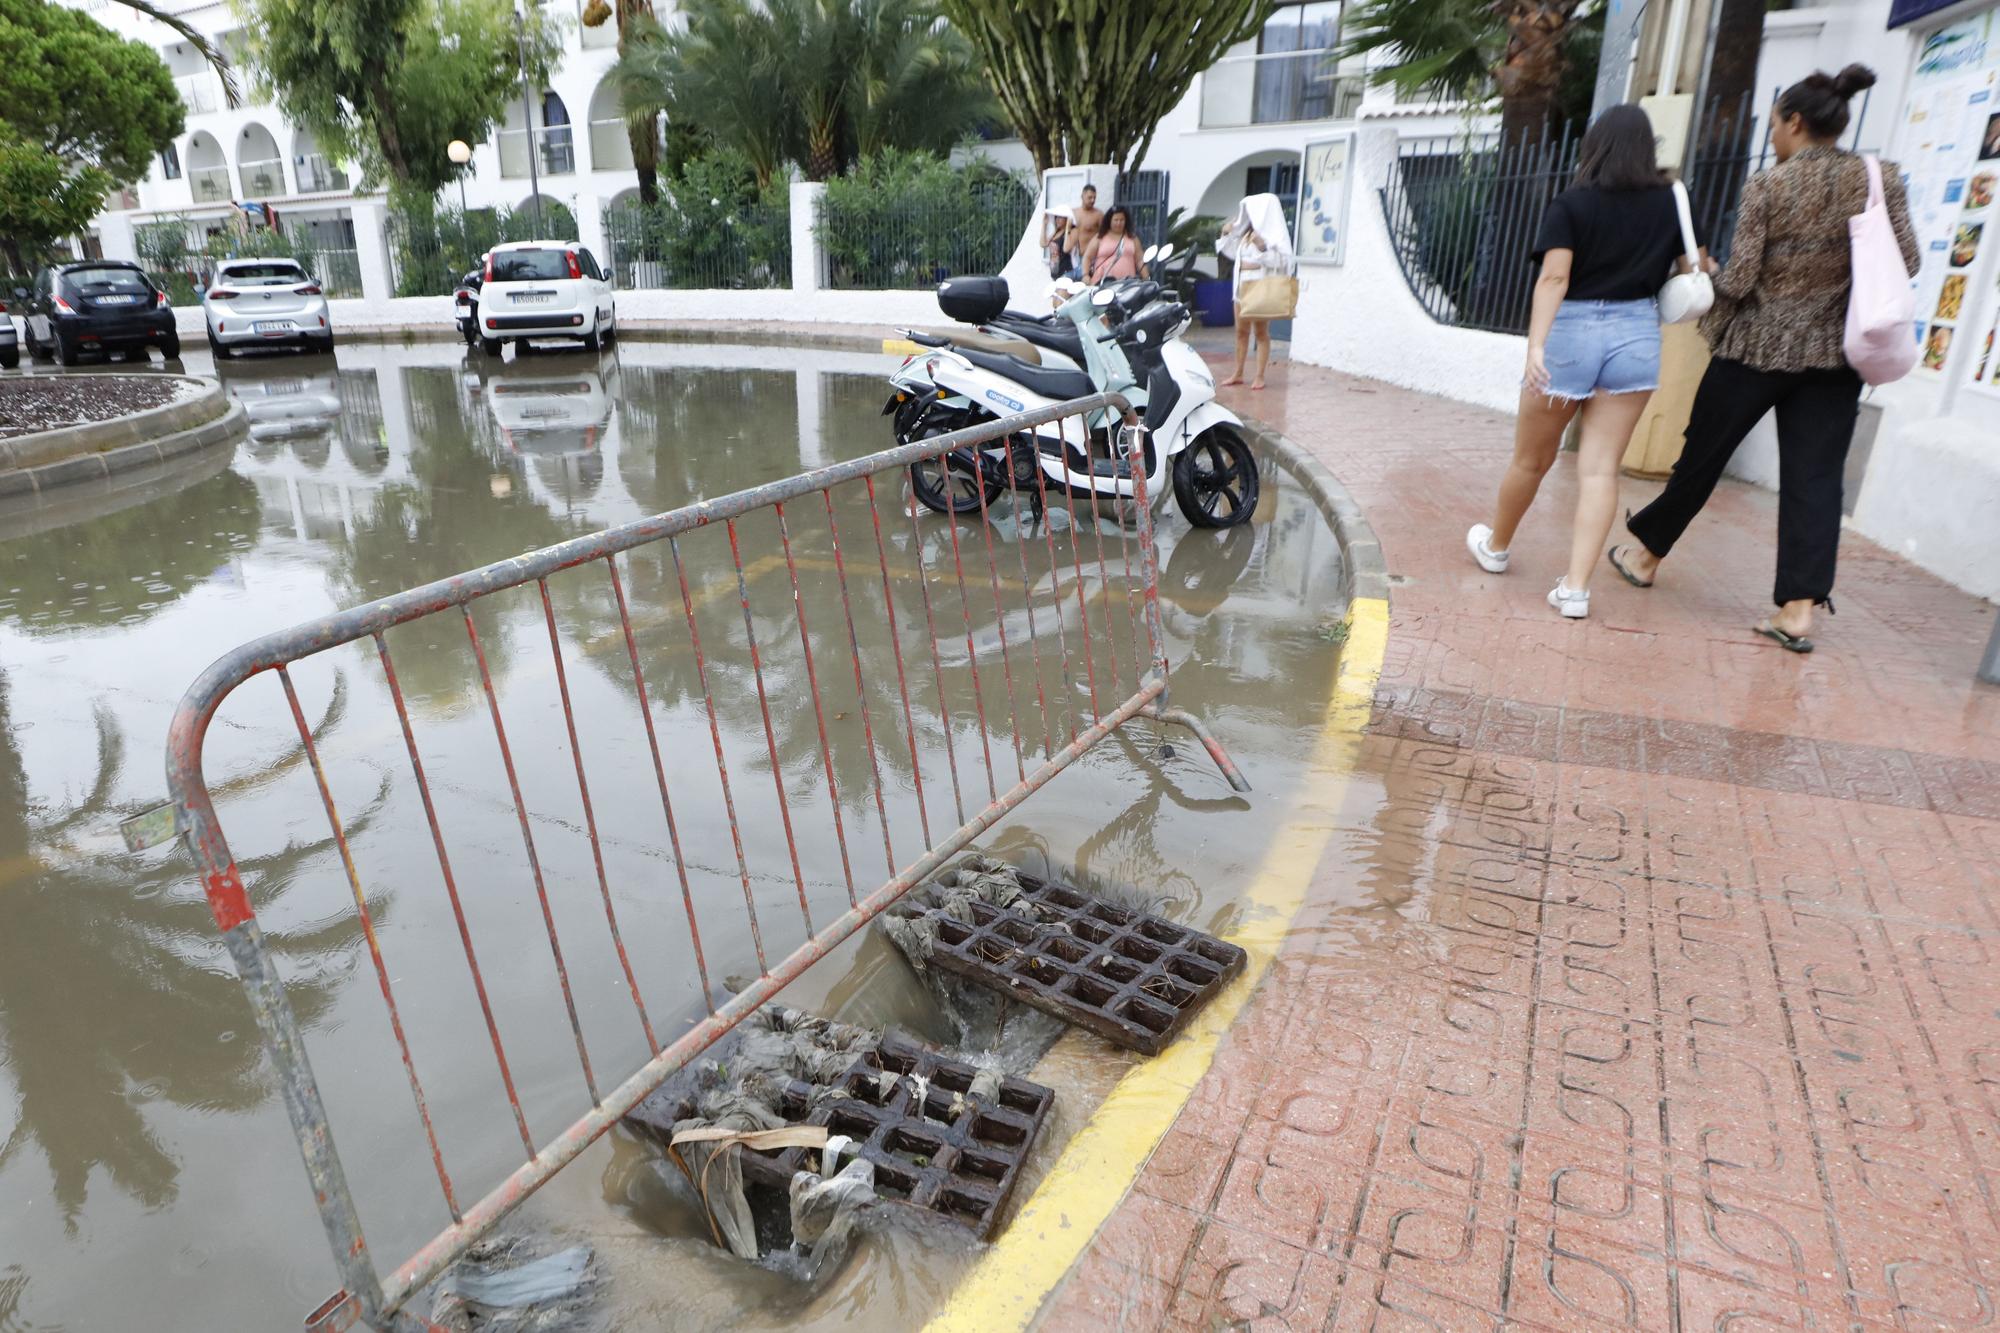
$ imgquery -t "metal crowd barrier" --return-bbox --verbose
[164,392,1246,1331]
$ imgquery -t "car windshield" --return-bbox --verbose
[491,250,571,281]
[62,267,151,297]
[221,263,307,286]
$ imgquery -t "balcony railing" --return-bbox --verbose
[296,154,349,194]
[176,72,219,115]
[190,165,233,203]
[240,159,287,198]
[1200,50,1363,128]
[498,125,578,179]
[589,118,634,172]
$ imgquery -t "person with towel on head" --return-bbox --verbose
[1219,193,1295,390]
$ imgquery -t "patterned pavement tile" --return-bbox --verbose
[1039,356,2000,1332]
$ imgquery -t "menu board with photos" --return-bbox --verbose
[1899,12,2000,376]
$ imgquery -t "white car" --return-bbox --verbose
[477,240,616,356]
[202,258,334,358]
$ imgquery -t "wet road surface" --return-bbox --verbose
[0,339,1354,1330]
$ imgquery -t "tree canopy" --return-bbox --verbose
[941,0,1276,174]
[614,0,996,186]
[0,0,182,184]
[240,0,560,204]
[0,142,112,271]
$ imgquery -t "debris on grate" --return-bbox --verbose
[623,1007,1054,1267]
[882,855,1246,1056]
[429,1234,594,1333]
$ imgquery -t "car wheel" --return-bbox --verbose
[0,344,17,370]
[312,334,335,355]
[159,334,181,360]
[54,332,79,367]
[27,331,52,362]
[480,336,503,357]
[211,333,236,360]
[582,323,602,352]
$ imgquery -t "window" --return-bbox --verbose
[220,262,308,285]
[161,143,183,180]
[491,249,572,281]
[60,266,152,298]
[1258,1,1340,55]
[578,248,602,279]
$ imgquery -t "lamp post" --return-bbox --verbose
[514,2,545,235]
[447,139,472,215]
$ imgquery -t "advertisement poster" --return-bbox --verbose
[1898,12,2000,374]
[1296,133,1355,265]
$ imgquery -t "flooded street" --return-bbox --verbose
[0,339,1354,1330]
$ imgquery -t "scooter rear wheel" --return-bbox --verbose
[1172,425,1259,529]
[910,449,1006,516]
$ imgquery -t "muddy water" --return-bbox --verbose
[0,340,1350,1331]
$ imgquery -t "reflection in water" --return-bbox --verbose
[0,341,1353,1331]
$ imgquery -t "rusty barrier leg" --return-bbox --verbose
[164,393,1248,1331]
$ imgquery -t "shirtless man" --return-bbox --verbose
[1064,184,1103,280]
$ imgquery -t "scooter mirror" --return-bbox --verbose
[1154,243,1176,266]
[1091,287,1117,308]
[1142,243,1160,264]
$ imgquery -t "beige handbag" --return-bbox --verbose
[1236,273,1298,320]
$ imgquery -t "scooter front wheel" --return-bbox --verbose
[1172,425,1260,529]
[910,449,1005,517]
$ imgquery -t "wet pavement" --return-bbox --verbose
[0,340,1353,1330]
[1041,356,2000,1329]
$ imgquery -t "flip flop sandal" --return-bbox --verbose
[1607,545,1653,588]
[1753,622,1814,654]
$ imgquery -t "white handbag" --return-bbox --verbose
[1658,179,1714,325]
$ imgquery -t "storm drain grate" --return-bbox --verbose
[889,871,1247,1056]
[626,1028,1053,1242]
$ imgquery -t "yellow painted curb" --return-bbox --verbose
[927,596,1389,1332]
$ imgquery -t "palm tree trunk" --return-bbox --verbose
[614,0,660,203]
[1494,0,1578,149]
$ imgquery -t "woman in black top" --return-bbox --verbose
[1466,104,1706,619]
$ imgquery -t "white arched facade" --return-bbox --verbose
[237,122,286,198]
[185,131,229,204]
[1192,149,1303,223]
[586,78,633,173]
[291,127,347,195]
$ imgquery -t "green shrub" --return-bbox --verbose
[387,200,580,297]
[603,148,791,289]
[817,149,1031,290]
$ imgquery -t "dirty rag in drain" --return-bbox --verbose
[429,1236,594,1331]
[878,854,1071,1071]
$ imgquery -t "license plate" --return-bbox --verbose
[254,320,295,334]
[513,292,554,305]
[96,295,137,305]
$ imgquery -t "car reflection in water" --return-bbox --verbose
[470,348,613,507]
[217,359,343,447]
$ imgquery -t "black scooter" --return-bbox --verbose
[453,269,484,348]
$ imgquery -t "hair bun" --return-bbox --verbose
[1832,64,1877,97]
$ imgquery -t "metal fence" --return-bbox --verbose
[1379,92,1871,336]
[385,205,580,297]
[601,200,792,290]
[163,395,1244,1332]
[1115,170,1173,255]
[819,185,1034,290]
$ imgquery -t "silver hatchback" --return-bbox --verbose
[202,258,335,357]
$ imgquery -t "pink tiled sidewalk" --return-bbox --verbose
[1038,356,2000,1330]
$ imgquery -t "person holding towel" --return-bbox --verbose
[1219,193,1294,390]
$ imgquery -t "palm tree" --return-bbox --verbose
[613,0,995,187]
[1337,0,1590,146]
[114,0,242,108]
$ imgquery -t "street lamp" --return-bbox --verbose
[447,139,472,215]
[514,2,545,235]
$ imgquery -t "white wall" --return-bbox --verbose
[1288,125,1527,413]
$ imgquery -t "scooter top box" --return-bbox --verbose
[936,275,1009,324]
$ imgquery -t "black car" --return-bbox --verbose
[17,261,180,365]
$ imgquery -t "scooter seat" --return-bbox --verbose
[988,313,1084,366]
[956,347,1096,402]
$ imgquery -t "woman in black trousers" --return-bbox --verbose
[1610,65,1919,652]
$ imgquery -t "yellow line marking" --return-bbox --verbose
[926,596,1389,1332]
[883,339,921,356]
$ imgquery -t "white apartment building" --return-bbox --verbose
[75,0,1458,290]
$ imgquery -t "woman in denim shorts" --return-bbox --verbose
[1465,105,1706,618]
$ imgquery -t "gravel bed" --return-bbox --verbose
[0,376,203,440]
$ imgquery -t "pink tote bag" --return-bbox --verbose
[1844,155,1918,385]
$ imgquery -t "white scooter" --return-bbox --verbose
[885,249,1258,529]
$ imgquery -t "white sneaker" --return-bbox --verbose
[1466,524,1509,573]
[1548,577,1590,618]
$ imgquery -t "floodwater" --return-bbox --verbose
[0,338,1352,1331]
